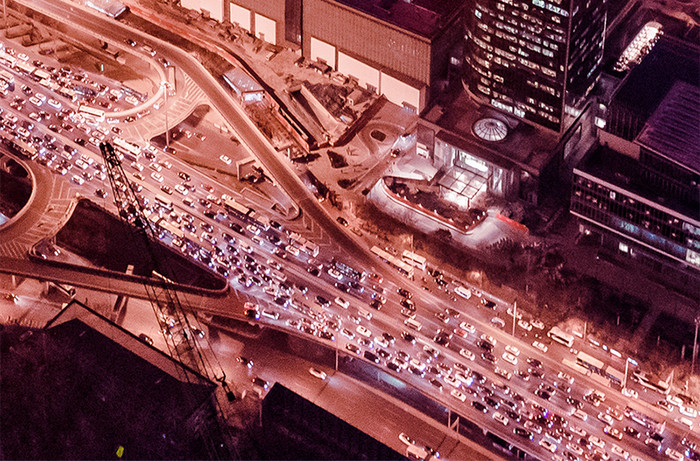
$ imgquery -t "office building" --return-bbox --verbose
[179,0,464,111]
[572,34,700,284]
[463,0,607,132]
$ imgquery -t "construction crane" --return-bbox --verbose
[99,141,234,457]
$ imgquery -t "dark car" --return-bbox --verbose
[229,222,245,234]
[484,397,500,408]
[433,330,451,347]
[472,401,488,413]
[472,371,487,384]
[244,308,259,320]
[481,298,497,309]
[138,333,153,346]
[429,378,443,391]
[315,295,330,308]
[398,288,412,298]
[401,331,417,344]
[336,216,348,227]
[400,298,416,310]
[514,428,533,440]
[363,351,380,364]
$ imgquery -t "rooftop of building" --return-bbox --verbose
[331,0,464,39]
[610,35,700,120]
[421,86,561,176]
[576,145,699,221]
[637,80,700,174]
[1,300,222,459]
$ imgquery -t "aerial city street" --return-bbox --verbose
[0,0,698,459]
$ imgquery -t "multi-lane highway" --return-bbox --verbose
[1,2,698,461]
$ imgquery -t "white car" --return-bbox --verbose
[532,341,548,353]
[507,306,522,319]
[459,321,476,334]
[493,412,509,426]
[443,375,461,389]
[679,405,698,418]
[47,98,61,109]
[399,433,416,446]
[174,184,188,196]
[566,443,584,456]
[491,317,505,328]
[451,389,467,402]
[72,175,84,185]
[517,319,532,331]
[219,154,232,165]
[597,412,614,425]
[151,171,164,182]
[309,367,327,380]
[459,348,475,361]
[356,325,371,338]
[502,352,518,366]
[334,297,350,309]
[29,96,43,107]
[621,388,638,399]
[665,448,684,461]
[531,319,545,329]
[505,344,520,356]
[374,336,389,348]
[588,435,605,449]
[610,444,629,460]
[539,438,557,453]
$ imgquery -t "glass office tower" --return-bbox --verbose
[463,0,607,132]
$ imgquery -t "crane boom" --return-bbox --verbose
[99,142,233,457]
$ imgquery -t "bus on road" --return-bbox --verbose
[78,105,106,123]
[548,326,575,348]
[371,246,414,279]
[112,137,141,162]
[401,250,427,271]
[0,69,15,90]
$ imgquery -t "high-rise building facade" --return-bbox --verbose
[463,0,607,132]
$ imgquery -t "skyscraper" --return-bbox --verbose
[463,0,607,132]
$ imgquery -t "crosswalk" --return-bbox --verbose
[0,176,77,258]
[121,74,207,142]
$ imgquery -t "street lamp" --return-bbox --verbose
[160,81,170,148]
[623,357,632,390]
[511,300,517,337]
[692,316,700,374]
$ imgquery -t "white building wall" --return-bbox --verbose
[254,13,277,44]
[310,37,336,69]
[337,52,380,92]
[229,3,251,32]
[380,72,423,112]
[181,0,223,22]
